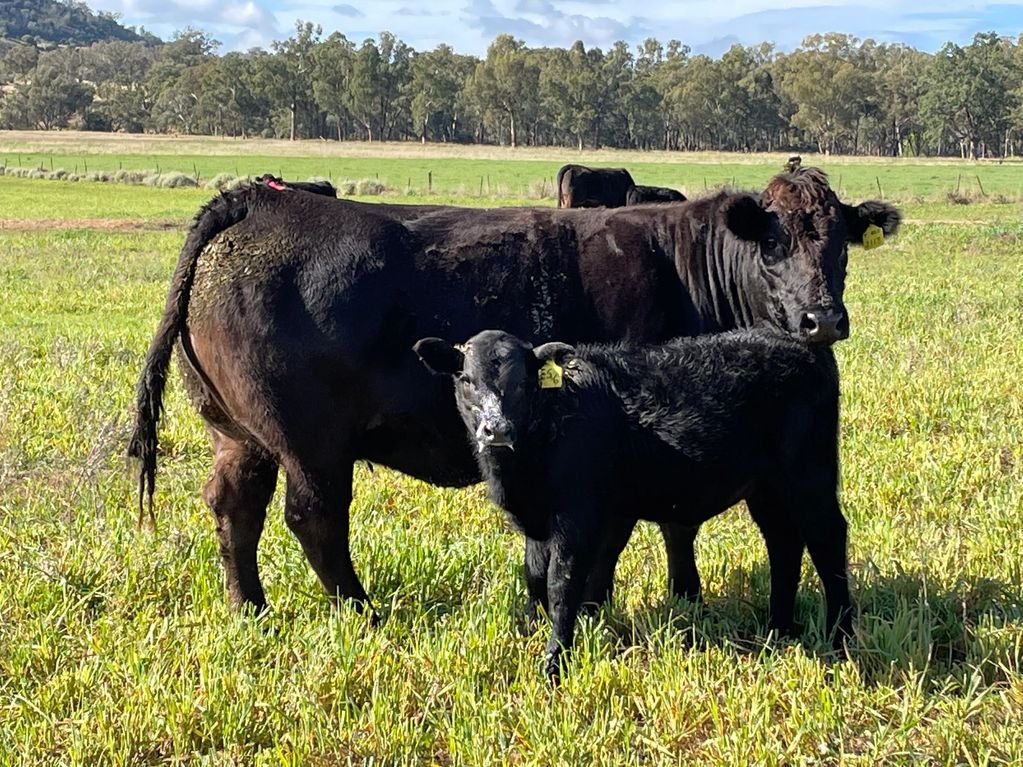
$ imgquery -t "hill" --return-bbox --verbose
[0,0,157,46]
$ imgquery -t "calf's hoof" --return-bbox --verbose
[767,620,804,640]
[830,618,854,655]
[522,600,548,634]
[330,595,381,626]
[544,649,568,684]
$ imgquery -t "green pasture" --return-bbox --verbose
[1,166,1022,764]
[1,175,1021,228]
[2,133,1023,201]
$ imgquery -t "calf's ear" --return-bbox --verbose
[843,200,902,244]
[532,341,576,367]
[413,337,464,376]
[725,195,773,242]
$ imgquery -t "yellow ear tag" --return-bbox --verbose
[862,224,884,250]
[538,359,564,389]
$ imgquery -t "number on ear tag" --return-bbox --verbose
[538,359,563,389]
[862,224,884,250]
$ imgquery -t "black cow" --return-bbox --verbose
[257,173,337,197]
[129,168,898,617]
[556,164,635,208]
[415,328,851,679]
[625,185,687,205]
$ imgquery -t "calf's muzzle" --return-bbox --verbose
[477,419,516,450]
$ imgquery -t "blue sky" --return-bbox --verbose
[90,0,1023,55]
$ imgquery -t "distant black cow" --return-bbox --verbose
[130,167,897,619]
[257,173,337,197]
[556,164,635,208]
[415,328,851,680]
[625,185,687,205]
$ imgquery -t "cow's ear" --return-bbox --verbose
[725,195,772,242]
[843,200,902,244]
[414,337,464,376]
[532,342,576,370]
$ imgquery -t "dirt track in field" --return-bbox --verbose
[0,218,184,232]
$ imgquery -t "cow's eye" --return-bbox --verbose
[761,236,786,265]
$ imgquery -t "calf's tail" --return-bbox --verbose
[127,185,258,523]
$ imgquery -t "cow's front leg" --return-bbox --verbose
[544,519,595,682]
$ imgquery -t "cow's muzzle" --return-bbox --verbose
[800,309,849,344]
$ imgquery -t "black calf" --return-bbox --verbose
[416,328,852,680]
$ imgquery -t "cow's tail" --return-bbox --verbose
[556,165,571,208]
[127,184,258,525]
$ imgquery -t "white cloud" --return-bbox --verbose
[89,0,1023,54]
[91,0,282,47]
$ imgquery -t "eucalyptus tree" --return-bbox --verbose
[313,32,355,140]
[271,21,322,140]
[921,32,1017,158]
[470,34,539,147]
[410,44,477,142]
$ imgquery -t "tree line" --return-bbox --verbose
[1,23,1022,158]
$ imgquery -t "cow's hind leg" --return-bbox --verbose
[284,461,373,614]
[203,431,278,611]
[746,489,805,638]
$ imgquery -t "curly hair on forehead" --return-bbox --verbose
[762,167,835,211]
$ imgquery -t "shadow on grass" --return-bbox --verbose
[222,552,1023,691]
[595,561,1023,689]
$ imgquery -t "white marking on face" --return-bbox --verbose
[474,386,511,450]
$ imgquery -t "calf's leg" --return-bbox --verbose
[746,489,805,637]
[203,431,278,611]
[578,518,702,610]
[580,515,637,609]
[524,537,551,627]
[660,522,702,603]
[797,495,852,646]
[284,461,373,615]
[544,521,595,681]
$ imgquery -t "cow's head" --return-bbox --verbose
[724,168,900,344]
[415,330,572,452]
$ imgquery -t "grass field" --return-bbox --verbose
[1,140,1022,764]
[3,130,1023,201]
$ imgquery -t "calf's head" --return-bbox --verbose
[724,167,901,344]
[414,330,573,452]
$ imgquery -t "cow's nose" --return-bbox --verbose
[477,420,516,449]
[800,310,849,343]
